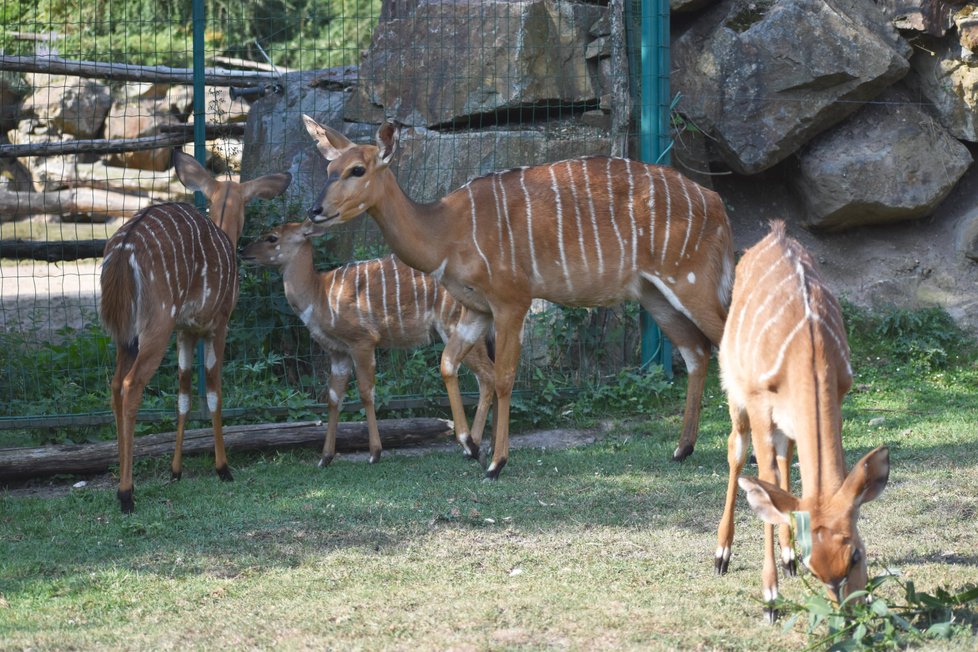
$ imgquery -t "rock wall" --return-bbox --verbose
[241,0,978,333]
[4,0,975,331]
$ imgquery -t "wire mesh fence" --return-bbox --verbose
[0,0,660,444]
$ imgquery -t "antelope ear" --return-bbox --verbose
[173,150,218,196]
[738,476,798,525]
[375,120,398,166]
[303,114,353,161]
[840,446,890,507]
[242,172,292,202]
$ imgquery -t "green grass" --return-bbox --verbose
[2,307,978,650]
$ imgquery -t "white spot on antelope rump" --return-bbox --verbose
[687,271,696,284]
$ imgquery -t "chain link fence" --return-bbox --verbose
[0,0,662,444]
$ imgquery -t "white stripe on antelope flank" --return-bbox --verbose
[466,184,493,281]
[677,175,694,265]
[605,157,627,278]
[563,161,590,274]
[548,165,573,292]
[519,169,542,283]
[659,167,672,267]
[581,159,605,276]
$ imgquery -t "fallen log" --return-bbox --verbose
[0,124,244,159]
[0,186,152,220]
[0,418,454,481]
[0,54,282,87]
[0,238,107,262]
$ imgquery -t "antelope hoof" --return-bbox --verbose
[484,458,507,481]
[783,558,797,577]
[461,437,480,461]
[672,444,694,462]
[318,454,334,469]
[763,605,780,624]
[216,465,234,482]
[715,551,731,575]
[171,470,182,481]
[369,451,381,464]
[118,489,135,514]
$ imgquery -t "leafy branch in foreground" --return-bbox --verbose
[776,568,978,650]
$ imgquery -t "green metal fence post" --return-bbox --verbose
[192,0,207,397]
[638,0,673,379]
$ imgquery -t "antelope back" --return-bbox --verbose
[100,151,291,348]
[722,221,890,601]
[460,158,734,310]
[719,220,850,423]
[241,222,461,349]
[100,202,238,347]
[303,117,734,330]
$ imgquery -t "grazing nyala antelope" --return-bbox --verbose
[715,221,889,621]
[239,220,495,467]
[303,116,734,479]
[99,150,291,513]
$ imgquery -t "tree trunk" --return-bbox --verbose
[0,418,454,481]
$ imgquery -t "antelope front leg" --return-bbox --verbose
[350,345,382,464]
[203,334,233,482]
[484,304,529,481]
[441,310,492,459]
[716,404,750,574]
[171,332,196,481]
[749,406,782,622]
[319,355,352,468]
[777,437,797,576]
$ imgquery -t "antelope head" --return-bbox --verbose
[172,150,292,245]
[240,220,330,268]
[739,445,890,602]
[302,115,398,226]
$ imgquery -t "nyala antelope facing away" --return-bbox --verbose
[715,220,889,621]
[302,115,734,479]
[239,220,495,467]
[100,150,291,513]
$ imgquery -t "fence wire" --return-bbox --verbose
[0,0,651,443]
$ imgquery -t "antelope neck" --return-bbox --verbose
[367,176,460,275]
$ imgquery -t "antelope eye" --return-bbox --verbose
[350,166,366,178]
[851,548,862,567]
[267,235,278,244]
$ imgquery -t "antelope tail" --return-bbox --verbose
[99,250,141,356]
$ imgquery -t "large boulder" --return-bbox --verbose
[240,70,372,215]
[344,0,604,127]
[103,94,182,171]
[875,0,958,35]
[906,35,978,142]
[0,71,30,134]
[391,123,610,203]
[792,89,973,230]
[20,76,112,138]
[673,0,911,174]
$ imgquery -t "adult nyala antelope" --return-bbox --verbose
[239,220,495,467]
[303,116,734,479]
[100,150,291,513]
[715,221,889,621]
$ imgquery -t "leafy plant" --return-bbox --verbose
[843,302,972,373]
[777,569,978,650]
